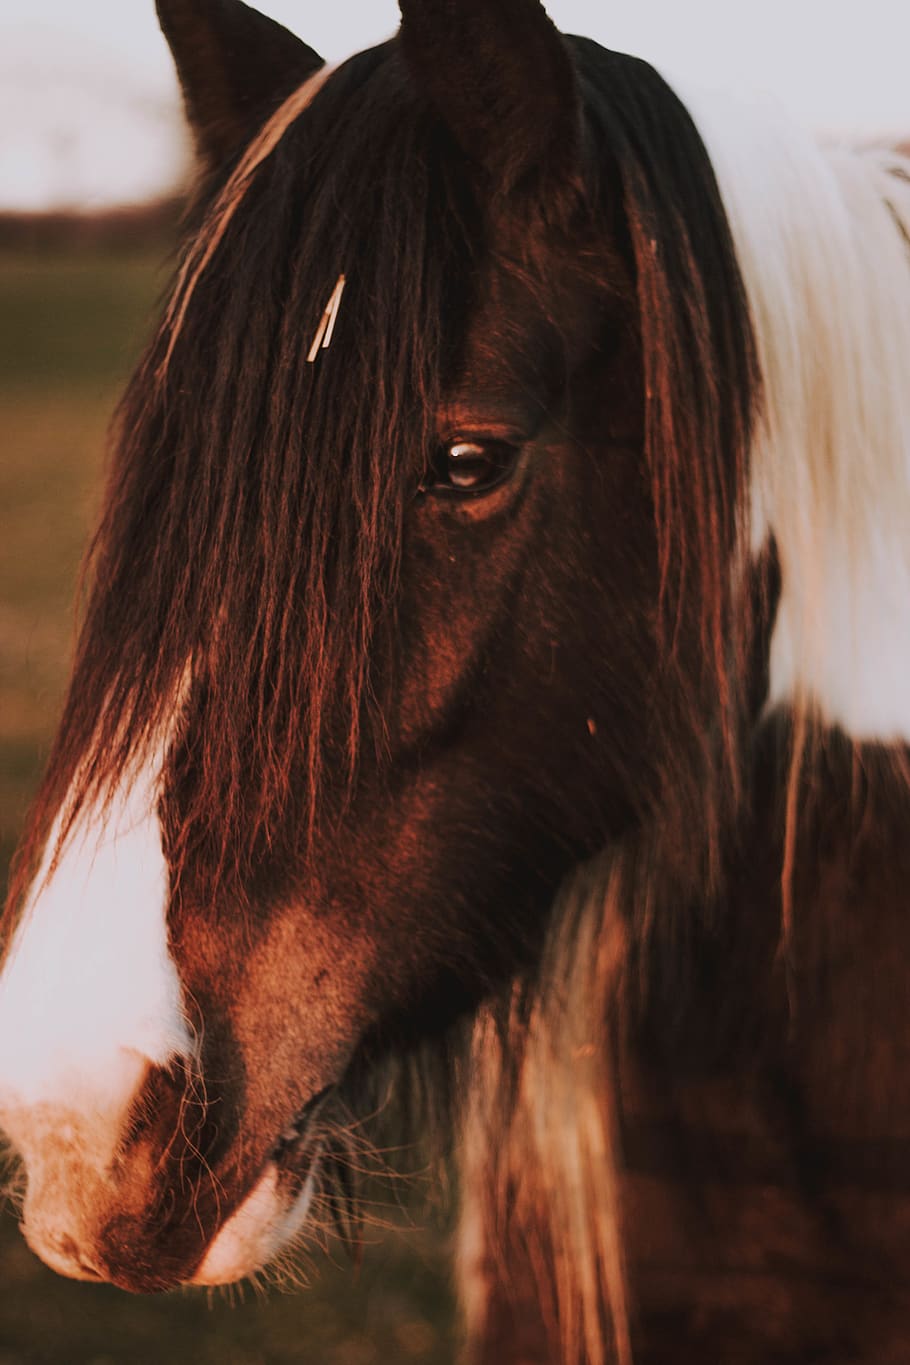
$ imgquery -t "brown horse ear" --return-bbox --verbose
[156,0,324,170]
[397,0,580,196]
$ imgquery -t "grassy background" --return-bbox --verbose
[0,237,455,1364]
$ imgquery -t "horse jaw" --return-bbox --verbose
[0,749,193,1155]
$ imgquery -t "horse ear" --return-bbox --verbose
[156,0,324,170]
[398,0,580,196]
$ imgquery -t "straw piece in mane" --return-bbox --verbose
[160,62,338,376]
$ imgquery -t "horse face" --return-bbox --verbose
[0,0,659,1292]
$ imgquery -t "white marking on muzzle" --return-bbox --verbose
[0,748,192,1133]
[191,1161,317,1285]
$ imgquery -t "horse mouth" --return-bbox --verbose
[190,1084,335,1287]
[266,1083,334,1169]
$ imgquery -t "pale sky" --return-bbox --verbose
[2,1,909,210]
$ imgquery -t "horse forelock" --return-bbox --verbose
[6,44,484,917]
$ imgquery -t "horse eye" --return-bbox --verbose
[428,440,520,496]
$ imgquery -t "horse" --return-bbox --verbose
[2,0,910,1360]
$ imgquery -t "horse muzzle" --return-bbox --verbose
[4,1062,332,1292]
[3,1064,237,1291]
[13,1114,211,1292]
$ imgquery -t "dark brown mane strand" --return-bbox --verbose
[573,42,759,903]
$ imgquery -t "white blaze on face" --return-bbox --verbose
[0,748,192,1139]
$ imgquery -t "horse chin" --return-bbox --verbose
[190,1158,318,1286]
[188,1081,334,1285]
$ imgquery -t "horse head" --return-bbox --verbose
[1,0,773,1330]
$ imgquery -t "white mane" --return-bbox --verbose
[685,86,910,741]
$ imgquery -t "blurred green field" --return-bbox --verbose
[0,246,163,891]
[0,241,455,1364]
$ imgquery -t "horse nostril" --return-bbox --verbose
[24,1226,106,1282]
[76,1259,105,1280]
[59,1237,105,1279]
